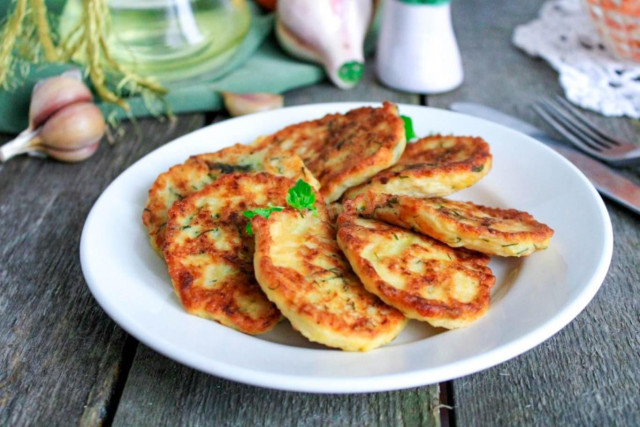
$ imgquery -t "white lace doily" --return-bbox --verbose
[513,0,640,118]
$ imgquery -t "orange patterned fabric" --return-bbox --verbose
[584,0,640,61]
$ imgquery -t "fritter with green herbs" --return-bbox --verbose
[252,208,407,351]
[143,143,318,256]
[351,193,554,257]
[343,134,492,200]
[254,101,406,203]
[163,173,307,334]
[337,214,495,329]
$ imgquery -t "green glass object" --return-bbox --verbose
[338,62,364,85]
[59,0,251,82]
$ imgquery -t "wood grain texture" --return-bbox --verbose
[0,115,204,425]
[430,0,640,424]
[112,62,440,427]
[113,345,440,427]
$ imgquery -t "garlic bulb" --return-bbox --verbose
[0,72,106,163]
[276,0,373,89]
[29,69,93,130]
[222,92,284,117]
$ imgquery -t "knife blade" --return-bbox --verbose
[450,102,640,215]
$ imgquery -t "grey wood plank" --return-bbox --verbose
[429,0,640,424]
[113,60,441,426]
[0,114,205,425]
[114,344,440,427]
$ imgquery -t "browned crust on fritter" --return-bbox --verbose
[326,202,344,224]
[336,214,495,327]
[142,143,318,256]
[251,209,406,351]
[163,173,304,334]
[343,135,492,199]
[142,160,214,255]
[352,193,554,257]
[255,101,406,202]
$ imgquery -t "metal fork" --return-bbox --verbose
[532,96,640,167]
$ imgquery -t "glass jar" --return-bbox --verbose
[59,0,251,82]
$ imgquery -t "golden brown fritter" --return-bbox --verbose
[142,143,319,255]
[343,135,492,200]
[251,208,407,351]
[336,214,495,329]
[326,202,344,224]
[254,101,406,203]
[163,173,311,335]
[351,193,554,257]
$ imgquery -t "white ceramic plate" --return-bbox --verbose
[80,103,612,393]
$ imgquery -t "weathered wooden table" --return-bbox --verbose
[2,1,639,425]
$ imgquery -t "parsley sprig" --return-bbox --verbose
[400,115,416,141]
[242,206,283,235]
[286,179,317,214]
[242,179,317,235]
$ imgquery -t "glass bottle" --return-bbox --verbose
[59,0,251,82]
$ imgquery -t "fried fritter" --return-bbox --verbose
[251,208,407,351]
[254,101,406,203]
[142,143,319,255]
[336,214,495,329]
[163,173,309,334]
[352,193,554,257]
[343,135,492,200]
[326,202,344,224]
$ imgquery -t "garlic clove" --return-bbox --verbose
[46,141,100,163]
[222,92,284,117]
[276,0,372,90]
[40,102,106,151]
[30,74,93,130]
[0,129,43,162]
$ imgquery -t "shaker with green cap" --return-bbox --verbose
[376,0,464,93]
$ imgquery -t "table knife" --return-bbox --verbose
[449,102,640,215]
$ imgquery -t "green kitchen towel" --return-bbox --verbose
[0,1,325,134]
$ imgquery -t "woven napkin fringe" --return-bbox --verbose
[513,0,640,118]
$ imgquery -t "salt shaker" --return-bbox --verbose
[376,0,464,94]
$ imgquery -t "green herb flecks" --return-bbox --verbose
[472,164,485,173]
[243,180,317,236]
[401,115,417,141]
[242,206,284,235]
[287,179,317,215]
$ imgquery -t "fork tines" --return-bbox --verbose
[533,96,640,167]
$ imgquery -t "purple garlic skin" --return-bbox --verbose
[0,72,106,163]
[222,92,284,117]
[30,75,93,130]
[39,103,105,152]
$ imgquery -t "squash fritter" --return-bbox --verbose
[254,101,406,203]
[343,134,492,200]
[163,173,310,335]
[336,214,495,329]
[251,208,407,351]
[142,143,319,255]
[351,193,554,257]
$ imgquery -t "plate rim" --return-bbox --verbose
[80,102,613,393]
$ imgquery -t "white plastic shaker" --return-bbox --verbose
[376,0,464,94]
